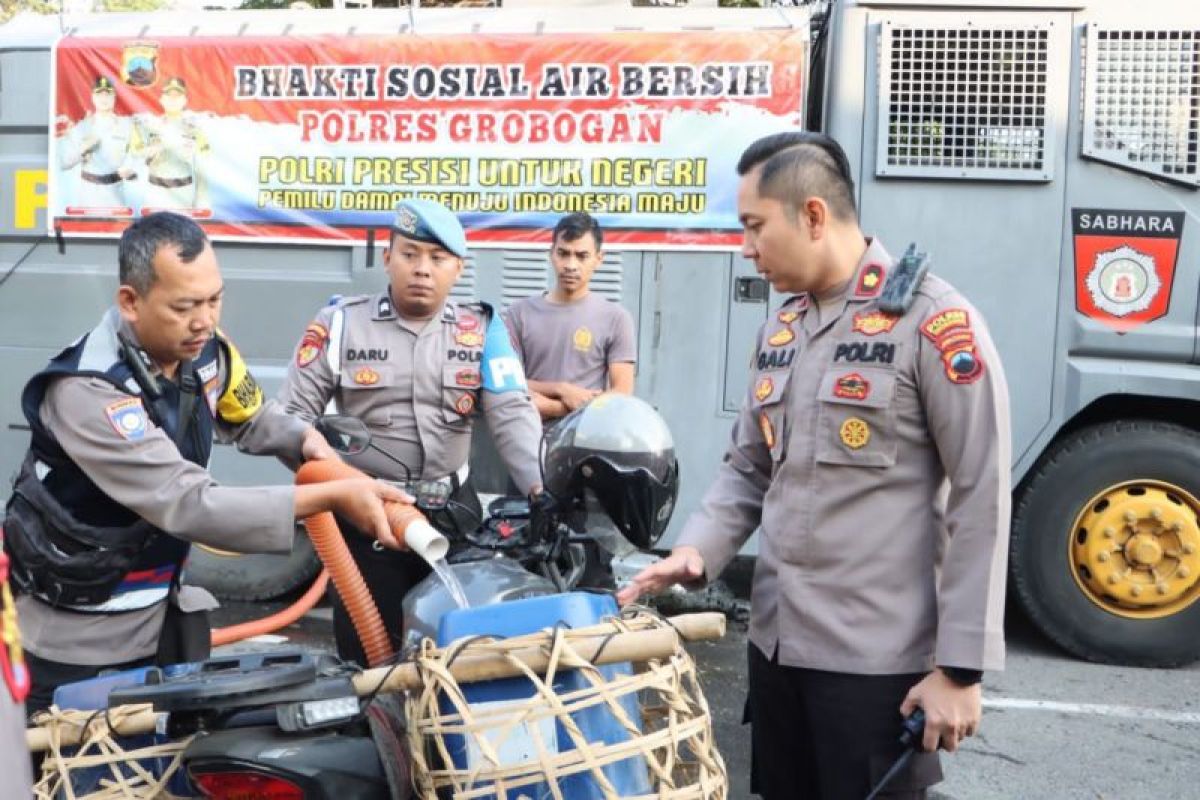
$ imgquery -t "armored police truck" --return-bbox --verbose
[2,0,1199,668]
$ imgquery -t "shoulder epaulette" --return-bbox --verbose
[338,294,370,307]
[460,300,494,321]
[878,243,931,315]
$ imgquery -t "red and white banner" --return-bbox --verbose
[49,30,806,248]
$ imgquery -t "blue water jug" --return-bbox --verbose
[435,592,652,799]
[52,664,198,797]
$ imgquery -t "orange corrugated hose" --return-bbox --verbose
[209,459,428,668]
[210,569,330,648]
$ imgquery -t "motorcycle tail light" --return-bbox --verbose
[190,769,304,800]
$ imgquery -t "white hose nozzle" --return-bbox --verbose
[404,518,449,562]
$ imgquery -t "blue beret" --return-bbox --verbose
[391,199,468,258]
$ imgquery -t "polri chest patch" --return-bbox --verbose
[353,367,380,386]
[833,341,896,365]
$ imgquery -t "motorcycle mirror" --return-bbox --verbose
[315,415,370,456]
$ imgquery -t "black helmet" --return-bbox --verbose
[542,395,679,550]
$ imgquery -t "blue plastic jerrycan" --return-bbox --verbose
[435,592,652,799]
[52,663,198,796]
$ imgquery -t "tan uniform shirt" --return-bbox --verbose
[18,318,305,665]
[58,112,136,209]
[0,689,31,793]
[280,292,543,493]
[0,575,32,794]
[678,239,1011,674]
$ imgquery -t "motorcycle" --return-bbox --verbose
[53,400,678,800]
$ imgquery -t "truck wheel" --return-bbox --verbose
[1011,420,1200,667]
[185,528,321,601]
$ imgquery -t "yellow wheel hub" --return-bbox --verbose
[1070,481,1200,619]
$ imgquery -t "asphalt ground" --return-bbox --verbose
[211,592,1200,800]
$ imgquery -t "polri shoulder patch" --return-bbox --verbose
[296,322,328,368]
[921,307,985,384]
[105,397,148,441]
[920,308,971,342]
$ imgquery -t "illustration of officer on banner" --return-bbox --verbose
[135,76,210,215]
[56,76,138,216]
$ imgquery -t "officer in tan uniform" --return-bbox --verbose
[58,76,137,212]
[3,212,407,714]
[280,198,542,665]
[138,77,209,212]
[0,547,33,795]
[619,133,1011,799]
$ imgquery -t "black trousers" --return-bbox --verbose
[26,652,154,719]
[746,642,942,800]
[25,603,211,718]
[330,479,481,667]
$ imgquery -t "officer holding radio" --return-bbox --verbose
[279,198,543,665]
[618,133,1011,799]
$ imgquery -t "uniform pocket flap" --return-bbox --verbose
[818,368,896,409]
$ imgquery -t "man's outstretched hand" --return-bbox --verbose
[300,427,341,462]
[615,546,705,606]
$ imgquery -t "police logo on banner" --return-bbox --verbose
[121,41,159,87]
[1072,209,1184,333]
[105,397,148,440]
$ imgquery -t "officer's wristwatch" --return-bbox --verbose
[939,666,983,686]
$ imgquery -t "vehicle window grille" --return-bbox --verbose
[449,255,476,301]
[1082,28,1200,186]
[501,251,550,308]
[589,253,624,304]
[877,20,1056,181]
[500,250,622,307]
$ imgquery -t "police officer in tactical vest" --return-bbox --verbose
[619,133,1012,799]
[280,199,543,666]
[4,212,409,714]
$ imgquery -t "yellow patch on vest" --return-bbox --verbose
[217,338,264,424]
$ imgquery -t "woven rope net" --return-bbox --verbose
[405,611,727,800]
[30,704,192,800]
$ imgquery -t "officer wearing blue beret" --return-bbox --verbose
[280,199,543,665]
